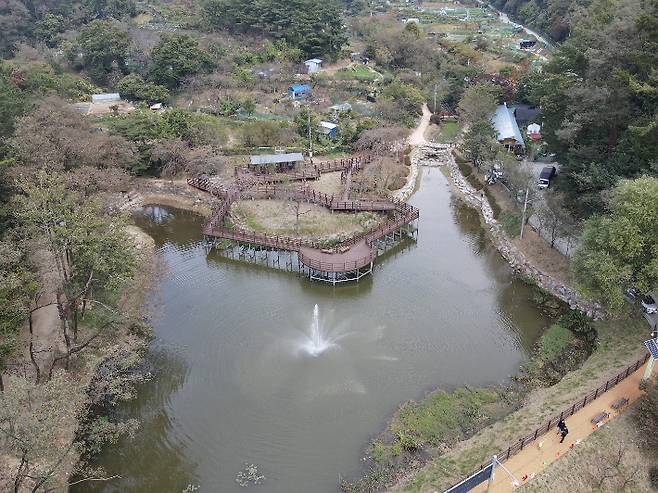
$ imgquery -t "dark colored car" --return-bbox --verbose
[538,166,556,189]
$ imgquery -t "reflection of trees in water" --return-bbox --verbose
[449,197,549,354]
[495,279,550,355]
[133,205,204,247]
[449,197,489,256]
[75,345,198,493]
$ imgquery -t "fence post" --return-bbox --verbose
[571,404,576,415]
[594,388,599,400]
[604,380,609,392]
[519,438,524,451]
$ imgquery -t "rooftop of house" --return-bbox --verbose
[91,93,121,103]
[249,153,305,166]
[304,58,323,64]
[491,104,525,146]
[330,102,352,112]
[289,84,312,92]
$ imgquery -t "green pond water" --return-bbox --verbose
[78,167,550,493]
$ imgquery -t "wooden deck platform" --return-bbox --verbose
[187,159,418,282]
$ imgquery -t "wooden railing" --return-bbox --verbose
[444,353,650,493]
[297,250,374,272]
[188,169,420,273]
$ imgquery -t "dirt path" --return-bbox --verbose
[24,248,64,378]
[472,363,651,492]
[408,104,432,147]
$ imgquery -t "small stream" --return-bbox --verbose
[78,167,550,493]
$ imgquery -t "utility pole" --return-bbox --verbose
[307,109,313,161]
[520,187,529,239]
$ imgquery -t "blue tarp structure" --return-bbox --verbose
[288,84,312,99]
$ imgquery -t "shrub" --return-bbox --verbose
[649,467,658,488]
[117,74,170,103]
[634,380,658,452]
[557,309,597,343]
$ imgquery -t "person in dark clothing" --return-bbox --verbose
[559,425,569,443]
[557,419,566,432]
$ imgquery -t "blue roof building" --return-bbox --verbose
[491,103,525,151]
[288,84,312,100]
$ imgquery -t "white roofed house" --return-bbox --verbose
[318,121,338,140]
[304,58,323,74]
[491,103,526,153]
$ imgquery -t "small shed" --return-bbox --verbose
[249,152,305,173]
[318,121,338,139]
[527,123,541,141]
[491,103,525,152]
[288,84,312,100]
[91,93,121,103]
[329,102,352,114]
[304,58,323,74]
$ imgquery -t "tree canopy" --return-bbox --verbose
[522,0,658,216]
[572,176,658,312]
[148,33,214,89]
[203,0,347,57]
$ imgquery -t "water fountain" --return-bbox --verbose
[299,304,336,357]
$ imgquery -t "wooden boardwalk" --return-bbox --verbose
[188,158,418,281]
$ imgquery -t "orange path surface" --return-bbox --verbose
[472,363,649,492]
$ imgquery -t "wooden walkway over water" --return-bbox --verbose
[188,156,418,283]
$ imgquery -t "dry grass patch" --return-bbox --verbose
[230,199,384,239]
[523,410,655,492]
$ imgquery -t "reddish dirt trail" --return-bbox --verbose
[472,363,651,492]
[408,104,432,146]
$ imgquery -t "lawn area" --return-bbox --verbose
[436,121,461,143]
[229,199,383,240]
[330,64,382,81]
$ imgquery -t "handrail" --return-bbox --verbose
[443,353,651,493]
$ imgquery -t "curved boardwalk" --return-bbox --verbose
[188,157,419,282]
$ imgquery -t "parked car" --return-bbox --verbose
[641,292,658,314]
[537,166,556,189]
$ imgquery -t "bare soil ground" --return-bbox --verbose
[307,171,345,196]
[487,181,573,285]
[230,199,383,239]
[521,404,657,493]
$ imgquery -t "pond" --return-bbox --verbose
[79,167,549,493]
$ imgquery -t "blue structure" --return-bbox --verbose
[319,121,338,139]
[491,103,525,151]
[288,84,312,100]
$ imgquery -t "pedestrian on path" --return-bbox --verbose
[557,418,566,432]
[559,424,569,443]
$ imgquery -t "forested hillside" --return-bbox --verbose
[520,0,658,215]
[491,0,588,41]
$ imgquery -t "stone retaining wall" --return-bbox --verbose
[417,143,603,318]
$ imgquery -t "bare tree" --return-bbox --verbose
[535,190,575,249]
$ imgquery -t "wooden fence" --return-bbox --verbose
[444,353,650,492]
